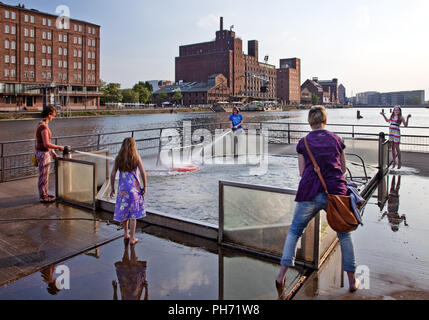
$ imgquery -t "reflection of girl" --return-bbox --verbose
[380,176,408,232]
[380,106,411,169]
[112,241,148,300]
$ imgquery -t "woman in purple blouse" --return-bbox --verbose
[275,106,359,298]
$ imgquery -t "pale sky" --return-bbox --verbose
[7,0,429,99]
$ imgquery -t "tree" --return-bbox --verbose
[133,81,152,104]
[121,89,139,103]
[312,93,319,106]
[172,89,182,105]
[158,91,168,104]
[101,82,122,104]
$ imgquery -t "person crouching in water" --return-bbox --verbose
[110,138,147,245]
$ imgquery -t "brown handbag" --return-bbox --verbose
[304,137,359,233]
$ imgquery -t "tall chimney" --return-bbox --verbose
[220,17,223,31]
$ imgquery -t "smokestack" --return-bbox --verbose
[220,17,223,31]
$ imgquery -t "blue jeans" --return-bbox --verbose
[280,192,356,273]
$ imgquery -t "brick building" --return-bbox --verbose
[175,17,277,102]
[317,78,339,105]
[301,79,324,105]
[0,3,101,111]
[276,58,301,105]
[152,74,230,106]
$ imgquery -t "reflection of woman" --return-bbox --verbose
[380,176,408,232]
[41,265,60,295]
[35,107,64,203]
[275,106,359,298]
[112,240,148,300]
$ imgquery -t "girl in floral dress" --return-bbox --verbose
[110,138,147,245]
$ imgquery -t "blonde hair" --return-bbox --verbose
[308,106,327,128]
[115,138,139,172]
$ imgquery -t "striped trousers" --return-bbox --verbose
[36,150,52,200]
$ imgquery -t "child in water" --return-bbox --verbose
[110,138,147,245]
[380,106,411,169]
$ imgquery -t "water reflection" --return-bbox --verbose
[112,240,148,300]
[40,265,60,296]
[379,176,408,232]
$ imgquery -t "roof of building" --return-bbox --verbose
[154,75,226,94]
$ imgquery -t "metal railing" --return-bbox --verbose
[1,121,429,183]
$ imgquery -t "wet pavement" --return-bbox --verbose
[295,170,429,300]
[0,224,305,300]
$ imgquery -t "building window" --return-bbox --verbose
[92,64,95,71]
[47,72,51,80]
[43,18,47,26]
[74,24,78,32]
[5,55,10,63]
[64,73,67,80]
[92,52,96,59]
[10,69,15,77]
[92,28,95,35]
[64,35,67,42]
[47,59,52,67]
[24,14,29,22]
[30,43,34,52]
[48,19,52,27]
[88,39,91,46]
[88,51,91,59]
[92,39,96,47]
[78,50,82,58]
[42,72,46,79]
[78,37,82,45]
[24,57,28,65]
[59,34,63,42]
[30,71,34,78]
[30,57,34,65]
[5,25,10,34]
[74,62,77,69]
[59,73,63,80]
[5,40,9,49]
[11,12,16,20]
[42,59,46,66]
[47,32,51,40]
[64,48,67,56]
[11,26,16,35]
[59,60,63,68]
[79,25,82,32]
[74,49,77,57]
[78,62,82,70]
[24,71,28,78]
[48,46,52,54]
[30,16,35,23]
[4,69,9,77]
[42,31,46,39]
[42,45,46,53]
[59,47,63,55]
[88,63,91,70]
[5,10,9,19]
[64,61,67,68]
[73,37,77,44]
[11,56,15,64]
[11,41,16,50]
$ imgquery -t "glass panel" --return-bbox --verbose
[57,160,95,206]
[222,184,315,263]
[343,138,379,166]
[71,149,110,188]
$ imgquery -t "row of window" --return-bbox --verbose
[5,10,97,35]
[4,69,97,82]
[5,41,96,59]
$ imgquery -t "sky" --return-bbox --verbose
[6,0,429,98]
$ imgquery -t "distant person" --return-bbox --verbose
[110,137,147,245]
[229,107,243,132]
[112,239,148,300]
[380,176,408,232]
[380,106,412,169]
[35,106,64,203]
[275,106,359,298]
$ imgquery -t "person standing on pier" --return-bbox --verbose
[230,107,244,132]
[35,106,64,203]
[380,106,412,169]
[110,138,147,246]
[275,106,359,298]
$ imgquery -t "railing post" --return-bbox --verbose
[1,143,4,183]
[378,132,385,174]
[288,123,291,145]
[97,134,101,151]
[352,125,355,138]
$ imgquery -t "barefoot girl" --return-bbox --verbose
[110,138,147,245]
[381,106,411,169]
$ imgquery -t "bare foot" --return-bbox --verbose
[275,278,286,299]
[130,238,139,246]
[349,278,360,293]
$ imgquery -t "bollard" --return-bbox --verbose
[63,146,72,159]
